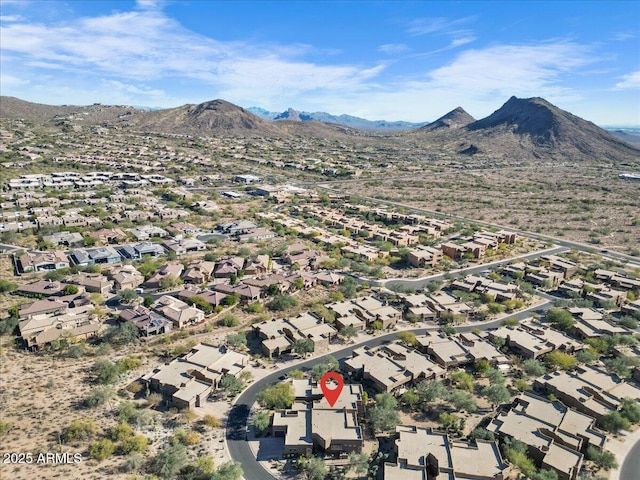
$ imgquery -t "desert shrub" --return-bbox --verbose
[89,439,115,461]
[85,386,116,408]
[202,415,222,428]
[63,418,98,442]
[217,314,239,327]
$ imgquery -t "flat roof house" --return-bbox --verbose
[488,392,605,480]
[384,426,507,480]
[142,343,248,409]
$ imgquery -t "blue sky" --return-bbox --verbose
[1,0,639,125]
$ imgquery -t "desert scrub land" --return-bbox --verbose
[342,164,640,254]
[0,341,231,480]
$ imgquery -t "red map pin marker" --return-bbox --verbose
[320,371,344,407]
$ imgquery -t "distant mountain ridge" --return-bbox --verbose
[247,106,428,131]
[409,96,640,162]
[2,95,638,162]
[421,107,475,131]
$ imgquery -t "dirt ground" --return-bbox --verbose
[338,165,640,254]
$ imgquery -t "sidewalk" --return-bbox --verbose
[607,426,640,480]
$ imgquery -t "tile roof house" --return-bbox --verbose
[119,305,173,337]
[145,263,185,289]
[18,250,69,274]
[108,265,145,291]
[70,246,121,266]
[118,241,165,260]
[16,280,69,298]
[162,238,207,256]
[151,295,205,329]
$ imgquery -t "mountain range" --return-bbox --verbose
[1,95,638,163]
[247,106,428,131]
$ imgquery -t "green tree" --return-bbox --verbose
[586,446,618,470]
[620,397,640,424]
[340,325,358,339]
[368,392,401,433]
[226,331,247,349]
[576,349,599,364]
[266,294,299,311]
[415,379,446,403]
[252,411,271,436]
[220,374,244,396]
[397,331,418,346]
[293,338,314,356]
[111,421,134,442]
[481,384,511,407]
[186,295,213,314]
[102,321,139,346]
[486,368,506,385]
[438,412,459,433]
[89,439,115,461]
[618,316,638,329]
[545,308,575,331]
[257,383,294,410]
[522,359,546,377]
[62,284,79,295]
[598,411,631,433]
[504,440,536,477]
[0,279,17,293]
[602,357,631,378]
[451,371,474,391]
[339,276,358,298]
[513,378,532,392]
[151,440,188,479]
[300,456,327,480]
[217,314,239,327]
[501,318,519,327]
[474,359,491,375]
[92,359,120,384]
[449,389,477,412]
[401,389,420,407]
[310,356,339,380]
[348,451,369,475]
[211,461,244,480]
[544,351,578,370]
[117,288,139,304]
[469,427,495,442]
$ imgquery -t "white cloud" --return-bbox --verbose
[378,43,409,54]
[0,72,30,87]
[407,16,475,36]
[615,70,640,90]
[0,8,382,102]
[425,42,593,99]
[0,14,25,22]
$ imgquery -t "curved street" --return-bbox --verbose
[226,307,546,480]
[616,433,640,480]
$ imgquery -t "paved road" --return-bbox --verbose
[619,437,640,480]
[382,246,569,291]
[226,302,552,480]
[314,185,640,267]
